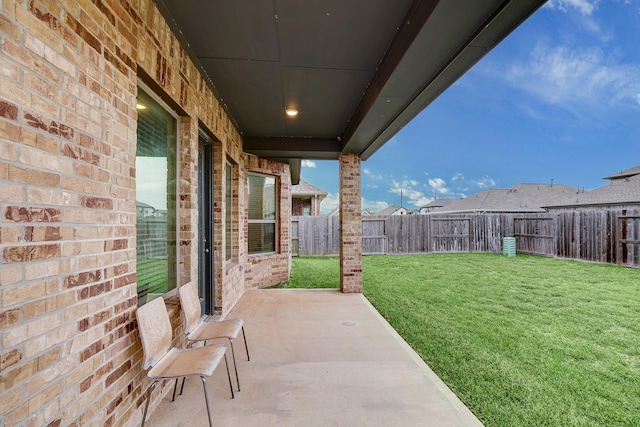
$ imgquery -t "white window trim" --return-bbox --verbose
[247,172,278,255]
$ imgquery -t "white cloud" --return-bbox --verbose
[363,168,383,180]
[365,172,501,210]
[428,178,449,195]
[362,198,389,214]
[321,194,388,215]
[320,192,339,214]
[545,0,598,15]
[433,174,495,198]
[506,44,640,110]
[474,176,497,189]
[389,178,431,208]
[545,0,615,42]
[386,136,400,146]
[301,160,316,168]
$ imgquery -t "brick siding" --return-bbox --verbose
[292,197,306,216]
[243,154,292,289]
[292,196,322,216]
[339,153,363,293]
[0,1,291,426]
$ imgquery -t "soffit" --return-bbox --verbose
[155,0,546,182]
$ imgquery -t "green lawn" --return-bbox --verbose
[137,258,168,294]
[278,254,640,427]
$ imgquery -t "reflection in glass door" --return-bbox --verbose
[198,135,214,314]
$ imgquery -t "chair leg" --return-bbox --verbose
[171,378,178,401]
[179,377,186,396]
[170,376,187,400]
[242,326,250,361]
[223,353,235,399]
[200,377,213,427]
[229,339,240,392]
[141,380,158,427]
[176,342,195,398]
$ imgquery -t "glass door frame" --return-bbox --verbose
[198,131,215,314]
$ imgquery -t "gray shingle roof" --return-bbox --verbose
[602,165,640,181]
[291,179,328,198]
[439,183,579,213]
[546,173,640,207]
[421,199,454,209]
[375,205,406,216]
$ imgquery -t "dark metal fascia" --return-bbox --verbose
[340,0,440,151]
[358,0,547,160]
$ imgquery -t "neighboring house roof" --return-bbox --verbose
[291,179,328,199]
[438,183,578,213]
[546,173,640,208]
[328,208,372,216]
[375,205,407,216]
[421,199,454,210]
[602,165,640,181]
[136,201,154,209]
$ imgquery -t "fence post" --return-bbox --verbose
[291,209,640,267]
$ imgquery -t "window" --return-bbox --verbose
[225,160,234,261]
[135,87,177,305]
[247,173,276,254]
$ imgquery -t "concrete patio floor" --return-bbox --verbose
[144,289,483,427]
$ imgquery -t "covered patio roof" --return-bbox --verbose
[155,0,546,183]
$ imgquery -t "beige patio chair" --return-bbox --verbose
[137,297,234,427]
[178,281,250,393]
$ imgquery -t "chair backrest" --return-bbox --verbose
[137,297,173,370]
[178,282,202,335]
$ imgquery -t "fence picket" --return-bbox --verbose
[292,209,640,268]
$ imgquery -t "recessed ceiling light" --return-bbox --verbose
[136,103,147,110]
[285,108,298,117]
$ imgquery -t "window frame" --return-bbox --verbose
[225,159,236,262]
[247,172,278,255]
[135,83,180,305]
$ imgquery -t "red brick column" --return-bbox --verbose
[339,153,363,293]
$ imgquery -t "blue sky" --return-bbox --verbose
[300,0,640,214]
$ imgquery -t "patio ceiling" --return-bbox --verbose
[155,0,546,183]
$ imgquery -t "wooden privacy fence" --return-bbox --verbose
[292,208,640,268]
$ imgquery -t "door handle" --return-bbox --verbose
[204,248,210,253]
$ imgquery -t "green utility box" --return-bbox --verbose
[503,237,516,257]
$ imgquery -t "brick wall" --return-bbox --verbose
[0,1,291,426]
[311,196,322,216]
[292,197,306,216]
[339,153,363,293]
[292,196,322,216]
[243,155,292,289]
